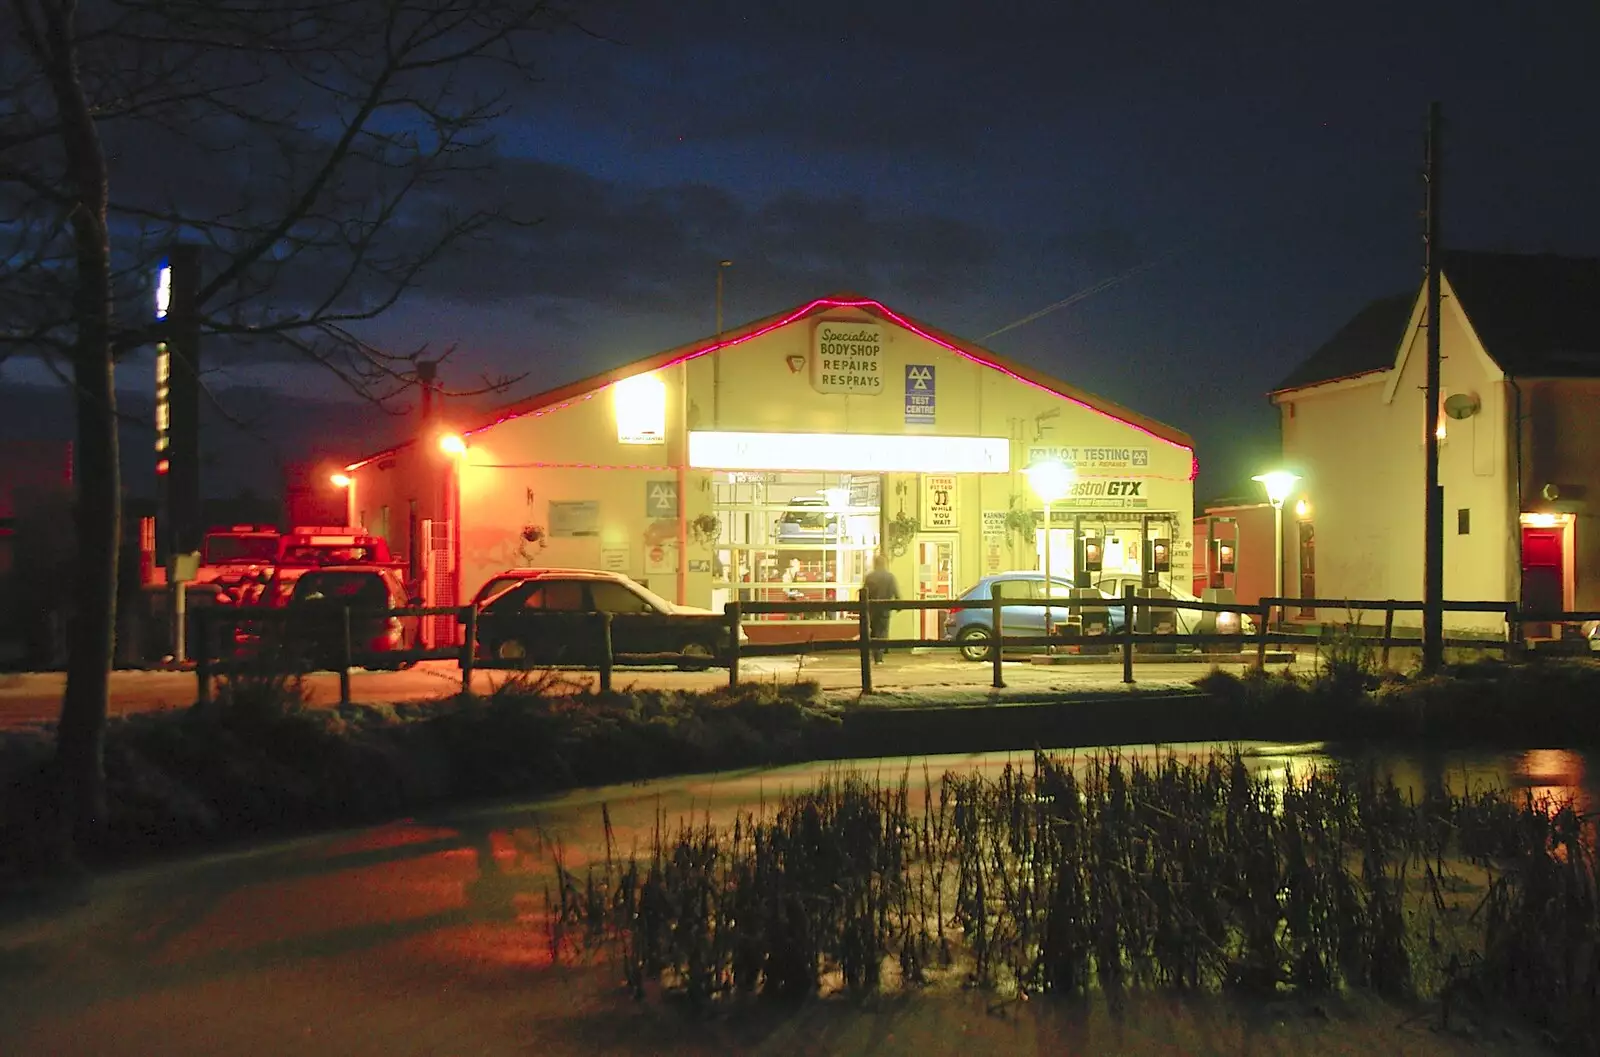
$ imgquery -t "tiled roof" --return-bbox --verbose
[1274,292,1413,393]
[1442,251,1600,378]
[1276,250,1600,393]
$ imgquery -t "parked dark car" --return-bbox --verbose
[941,572,1122,661]
[473,569,743,669]
[240,566,417,671]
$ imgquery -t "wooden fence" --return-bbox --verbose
[190,590,1597,704]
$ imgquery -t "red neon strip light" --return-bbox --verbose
[347,296,1198,483]
[471,461,675,471]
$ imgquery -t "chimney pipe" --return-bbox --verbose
[417,360,438,422]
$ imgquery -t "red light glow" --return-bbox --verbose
[155,458,169,475]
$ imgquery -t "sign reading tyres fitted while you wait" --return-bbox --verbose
[922,474,957,530]
[812,322,884,394]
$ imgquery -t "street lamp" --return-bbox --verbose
[1025,458,1076,642]
[1252,470,1301,629]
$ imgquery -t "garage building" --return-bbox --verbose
[342,294,1196,644]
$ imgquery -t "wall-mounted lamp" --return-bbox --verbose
[439,432,467,457]
[329,472,352,488]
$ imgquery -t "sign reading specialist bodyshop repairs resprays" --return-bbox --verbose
[812,322,885,394]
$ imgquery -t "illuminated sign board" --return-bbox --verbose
[154,257,171,320]
[154,343,170,454]
[613,372,666,444]
[689,431,1009,474]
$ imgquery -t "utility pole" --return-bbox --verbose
[1423,101,1445,672]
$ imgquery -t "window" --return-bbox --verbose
[590,581,655,614]
[992,578,1027,600]
[709,472,881,621]
[540,580,586,611]
[1458,508,1471,535]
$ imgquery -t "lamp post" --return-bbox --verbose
[1025,459,1076,644]
[1252,471,1301,630]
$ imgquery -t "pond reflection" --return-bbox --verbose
[1327,745,1596,817]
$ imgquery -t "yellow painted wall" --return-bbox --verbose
[1279,283,1513,630]
[355,305,1196,630]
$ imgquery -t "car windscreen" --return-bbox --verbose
[291,573,389,609]
[204,536,278,564]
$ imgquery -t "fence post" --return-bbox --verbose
[1255,602,1271,669]
[990,592,1005,689]
[598,611,614,694]
[195,608,211,706]
[460,604,477,696]
[1506,602,1522,659]
[339,606,353,706]
[1122,584,1136,684]
[1381,602,1395,669]
[858,588,873,694]
[725,601,741,689]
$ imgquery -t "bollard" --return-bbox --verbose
[339,606,353,706]
[1381,603,1395,669]
[725,601,741,689]
[460,604,477,695]
[598,611,614,694]
[989,593,1005,689]
[1122,584,1136,684]
[1255,602,1271,669]
[858,589,873,694]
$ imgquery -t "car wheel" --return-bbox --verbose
[678,639,715,671]
[496,639,528,665]
[957,626,992,662]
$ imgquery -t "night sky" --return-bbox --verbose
[9,0,1600,502]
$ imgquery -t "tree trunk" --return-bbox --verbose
[41,0,118,844]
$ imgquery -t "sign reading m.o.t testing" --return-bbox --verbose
[812,322,884,395]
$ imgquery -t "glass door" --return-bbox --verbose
[915,537,956,641]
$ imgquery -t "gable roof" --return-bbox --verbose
[1442,251,1600,377]
[349,293,1194,470]
[1274,292,1414,393]
[1276,251,1600,395]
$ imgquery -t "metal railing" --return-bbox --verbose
[189,591,1596,703]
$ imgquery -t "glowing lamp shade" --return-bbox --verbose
[1252,470,1301,509]
[438,433,467,457]
[1294,498,1310,519]
[1024,459,1076,504]
[614,372,667,445]
[329,472,352,488]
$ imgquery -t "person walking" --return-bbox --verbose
[862,552,900,664]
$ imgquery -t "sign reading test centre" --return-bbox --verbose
[812,322,884,394]
[905,364,935,424]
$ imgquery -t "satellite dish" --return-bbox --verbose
[1443,392,1481,420]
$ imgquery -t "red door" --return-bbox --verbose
[1520,527,1564,619]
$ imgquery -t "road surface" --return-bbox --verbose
[0,743,1561,1057]
[0,652,1306,728]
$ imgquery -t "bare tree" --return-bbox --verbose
[1,0,570,847]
